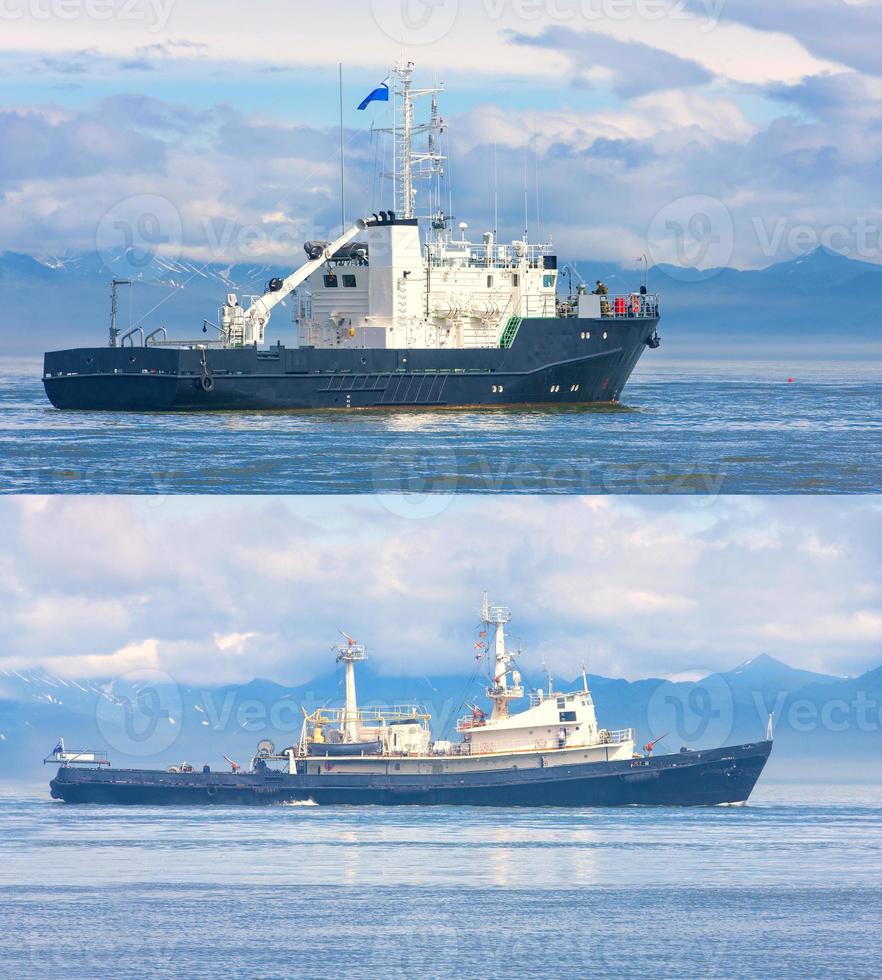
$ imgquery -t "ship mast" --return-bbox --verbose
[335,633,366,743]
[381,62,446,224]
[482,592,524,720]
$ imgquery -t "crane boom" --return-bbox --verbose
[222,218,369,347]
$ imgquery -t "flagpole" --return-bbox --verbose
[339,62,346,230]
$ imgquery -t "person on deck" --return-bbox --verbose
[593,280,609,296]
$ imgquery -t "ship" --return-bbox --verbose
[47,595,771,807]
[42,63,660,412]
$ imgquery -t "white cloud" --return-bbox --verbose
[1,0,881,269]
[50,638,161,678]
[0,497,878,684]
[0,1,839,86]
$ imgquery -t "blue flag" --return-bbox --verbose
[358,79,390,111]
[52,740,63,755]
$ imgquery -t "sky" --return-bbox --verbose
[2,0,882,268]
[0,495,879,687]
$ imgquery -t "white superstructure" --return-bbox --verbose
[217,62,563,353]
[290,593,636,774]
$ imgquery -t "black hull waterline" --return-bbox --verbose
[49,741,771,808]
[43,317,659,411]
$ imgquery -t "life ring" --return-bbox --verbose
[200,375,215,393]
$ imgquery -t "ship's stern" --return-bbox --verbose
[43,347,184,410]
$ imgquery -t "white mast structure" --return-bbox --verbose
[292,62,558,353]
[336,633,367,743]
[482,592,524,720]
[380,61,446,224]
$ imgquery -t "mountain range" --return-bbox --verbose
[3,653,880,788]
[2,245,881,358]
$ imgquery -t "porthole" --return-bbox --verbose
[586,332,591,340]
[603,332,608,340]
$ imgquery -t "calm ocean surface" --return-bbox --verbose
[0,783,879,979]
[1,357,879,494]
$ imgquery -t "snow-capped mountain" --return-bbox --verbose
[3,654,879,785]
[2,246,882,357]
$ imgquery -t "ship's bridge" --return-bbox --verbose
[456,688,632,756]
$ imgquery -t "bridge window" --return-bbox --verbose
[343,275,357,288]
[559,711,578,723]
[543,274,555,288]
[324,274,339,288]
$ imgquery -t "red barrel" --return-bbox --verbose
[614,297,626,315]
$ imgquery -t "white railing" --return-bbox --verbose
[597,728,634,745]
[574,293,660,319]
[427,241,553,270]
[456,713,489,732]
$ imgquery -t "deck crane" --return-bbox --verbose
[643,732,669,756]
[220,217,369,347]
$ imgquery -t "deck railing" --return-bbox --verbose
[561,293,660,319]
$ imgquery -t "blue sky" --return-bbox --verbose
[3,0,882,268]
[0,496,879,687]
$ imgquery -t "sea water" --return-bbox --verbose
[0,784,879,979]
[1,358,879,495]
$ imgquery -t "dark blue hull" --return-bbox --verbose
[43,316,659,411]
[49,740,770,807]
